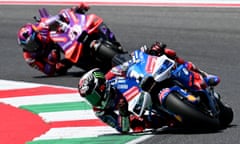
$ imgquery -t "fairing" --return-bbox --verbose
[49,10,103,63]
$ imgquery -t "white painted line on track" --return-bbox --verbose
[0,79,41,90]
[39,110,97,122]
[0,93,83,107]
[33,126,117,140]
[1,0,240,7]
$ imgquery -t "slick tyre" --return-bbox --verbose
[95,41,124,61]
[164,92,220,129]
[94,41,125,71]
[217,100,234,128]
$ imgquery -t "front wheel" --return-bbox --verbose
[217,99,234,128]
[163,92,220,129]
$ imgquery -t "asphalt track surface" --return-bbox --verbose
[0,5,239,144]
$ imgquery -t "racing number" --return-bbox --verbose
[68,25,82,41]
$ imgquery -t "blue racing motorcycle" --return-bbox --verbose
[109,50,233,130]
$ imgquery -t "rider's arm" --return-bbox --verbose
[164,48,185,64]
[36,15,61,31]
[163,47,208,77]
[105,61,131,80]
[166,48,208,77]
[105,66,124,80]
[93,98,130,134]
[94,106,130,133]
[93,89,130,133]
[184,61,208,77]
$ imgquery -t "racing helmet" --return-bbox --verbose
[17,23,40,52]
[78,68,106,106]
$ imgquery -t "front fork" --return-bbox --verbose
[206,87,220,117]
[158,85,220,121]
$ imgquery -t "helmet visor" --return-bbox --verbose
[20,33,39,52]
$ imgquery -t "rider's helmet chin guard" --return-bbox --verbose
[17,23,40,52]
[78,68,106,106]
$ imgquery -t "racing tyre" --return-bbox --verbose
[164,92,220,129]
[92,40,126,71]
[111,53,131,66]
[95,40,125,61]
[217,100,234,128]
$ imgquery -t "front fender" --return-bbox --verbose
[163,91,220,128]
[159,86,199,107]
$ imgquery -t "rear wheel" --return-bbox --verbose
[92,40,127,70]
[94,40,124,60]
[111,53,131,66]
[164,92,220,129]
